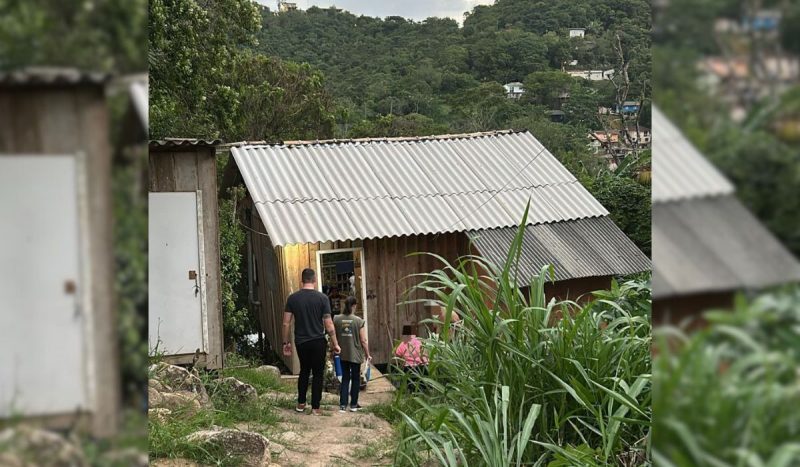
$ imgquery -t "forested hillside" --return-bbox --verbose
[257,0,651,136]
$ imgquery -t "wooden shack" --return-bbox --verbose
[229,131,650,372]
[149,139,224,369]
[0,67,119,437]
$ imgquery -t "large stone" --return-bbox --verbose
[157,391,203,415]
[149,408,173,423]
[214,377,258,402]
[184,428,270,466]
[149,378,167,393]
[0,427,88,467]
[148,387,164,407]
[254,365,281,378]
[149,363,211,407]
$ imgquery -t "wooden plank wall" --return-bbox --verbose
[0,86,119,437]
[364,232,471,364]
[149,148,224,369]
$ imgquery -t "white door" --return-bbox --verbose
[0,155,90,417]
[148,192,206,356]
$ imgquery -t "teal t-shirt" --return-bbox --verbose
[333,314,365,364]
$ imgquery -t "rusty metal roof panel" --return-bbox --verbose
[652,106,735,203]
[232,130,608,246]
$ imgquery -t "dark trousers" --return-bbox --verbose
[296,338,326,409]
[403,364,428,393]
[339,360,361,407]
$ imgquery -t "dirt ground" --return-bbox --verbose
[265,369,396,467]
[154,367,397,467]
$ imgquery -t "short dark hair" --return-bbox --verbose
[402,325,413,335]
[344,296,357,314]
[301,268,316,283]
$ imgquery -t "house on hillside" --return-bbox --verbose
[743,9,781,33]
[623,125,651,146]
[567,69,615,81]
[503,81,525,99]
[619,100,641,114]
[652,107,800,322]
[277,1,298,12]
[569,28,585,38]
[228,130,650,372]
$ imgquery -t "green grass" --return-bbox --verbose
[221,367,291,394]
[149,371,283,465]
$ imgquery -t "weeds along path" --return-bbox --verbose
[266,370,396,467]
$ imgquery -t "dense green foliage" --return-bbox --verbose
[149,0,335,141]
[653,286,800,465]
[391,211,651,465]
[0,0,147,71]
[257,0,651,133]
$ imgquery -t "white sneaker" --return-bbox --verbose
[339,406,346,413]
[349,404,362,412]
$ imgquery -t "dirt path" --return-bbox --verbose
[264,367,397,467]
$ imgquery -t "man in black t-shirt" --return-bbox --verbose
[282,268,341,415]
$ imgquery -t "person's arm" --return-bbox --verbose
[282,311,293,356]
[395,341,406,358]
[323,315,340,353]
[359,324,371,361]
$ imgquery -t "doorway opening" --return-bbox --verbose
[316,248,368,334]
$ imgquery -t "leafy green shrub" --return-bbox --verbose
[393,208,651,466]
[653,286,800,466]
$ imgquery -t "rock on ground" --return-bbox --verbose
[0,427,88,467]
[149,363,213,416]
[148,407,173,423]
[214,377,258,402]
[184,428,270,467]
[149,363,210,406]
[254,365,281,378]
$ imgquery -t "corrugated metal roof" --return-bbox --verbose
[653,196,800,298]
[468,216,651,283]
[0,67,110,86]
[232,131,608,245]
[652,106,735,203]
[149,139,223,151]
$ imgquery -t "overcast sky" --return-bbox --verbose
[259,0,495,23]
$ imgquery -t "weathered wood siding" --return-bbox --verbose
[149,147,224,369]
[244,195,473,371]
[0,85,119,437]
[363,233,471,364]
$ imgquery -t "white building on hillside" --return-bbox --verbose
[503,81,525,99]
[569,28,586,38]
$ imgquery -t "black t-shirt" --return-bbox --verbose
[285,288,331,345]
